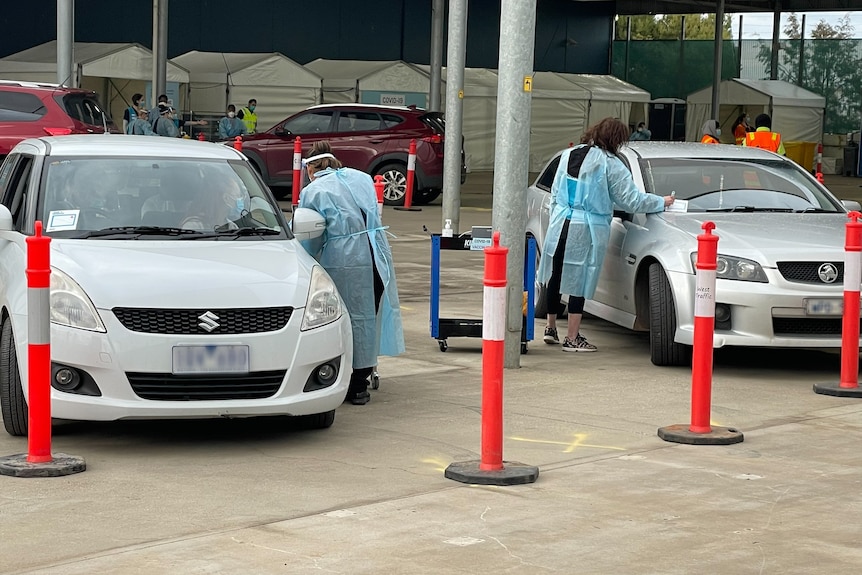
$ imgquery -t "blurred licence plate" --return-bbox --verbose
[172,345,249,375]
[804,298,843,316]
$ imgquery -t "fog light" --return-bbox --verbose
[316,363,337,385]
[53,367,80,391]
[714,303,732,330]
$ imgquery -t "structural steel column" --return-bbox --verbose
[152,0,168,106]
[56,0,74,86]
[770,6,781,80]
[429,0,444,111]
[442,0,467,235]
[711,0,725,121]
[493,0,536,368]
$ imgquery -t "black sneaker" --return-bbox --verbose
[561,333,597,352]
[543,326,559,344]
[344,390,371,405]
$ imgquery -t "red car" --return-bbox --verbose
[0,80,118,160]
[240,103,465,205]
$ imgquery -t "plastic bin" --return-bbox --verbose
[784,141,816,172]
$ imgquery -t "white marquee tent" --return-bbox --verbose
[304,59,431,108]
[686,79,825,144]
[0,41,190,125]
[172,51,322,132]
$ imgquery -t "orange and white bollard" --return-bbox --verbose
[197,132,205,141]
[373,175,384,218]
[814,211,862,397]
[292,136,303,208]
[816,142,824,184]
[233,136,243,151]
[0,222,85,478]
[394,139,421,212]
[444,232,538,485]
[658,222,743,445]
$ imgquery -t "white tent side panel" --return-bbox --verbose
[530,98,589,172]
[358,63,430,93]
[773,106,824,142]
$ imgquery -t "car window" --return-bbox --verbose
[536,156,560,192]
[4,155,34,231]
[283,111,333,135]
[381,114,405,129]
[38,157,290,238]
[0,91,47,122]
[640,157,842,212]
[59,94,113,128]
[0,155,18,194]
[336,111,381,132]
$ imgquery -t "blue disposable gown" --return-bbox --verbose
[299,167,405,369]
[537,145,665,299]
[127,118,156,136]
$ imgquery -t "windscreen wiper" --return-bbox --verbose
[705,206,794,213]
[79,226,203,238]
[180,227,282,240]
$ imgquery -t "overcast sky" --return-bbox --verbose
[730,11,862,39]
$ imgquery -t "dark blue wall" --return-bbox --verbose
[0,0,614,73]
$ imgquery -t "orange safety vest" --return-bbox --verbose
[701,135,719,145]
[746,131,781,153]
[734,125,747,145]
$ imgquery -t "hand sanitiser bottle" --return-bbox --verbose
[442,219,453,237]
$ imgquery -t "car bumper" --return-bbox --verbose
[668,269,853,348]
[21,311,352,422]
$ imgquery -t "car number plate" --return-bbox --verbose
[172,345,249,375]
[804,298,843,316]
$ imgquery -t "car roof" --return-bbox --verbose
[14,135,246,160]
[0,79,93,94]
[624,141,781,161]
[304,103,425,114]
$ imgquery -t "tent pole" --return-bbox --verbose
[710,0,724,121]
[57,0,74,87]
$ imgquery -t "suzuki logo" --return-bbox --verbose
[198,311,220,332]
[818,263,839,284]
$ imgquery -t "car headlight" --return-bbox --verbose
[301,266,342,330]
[690,253,768,283]
[50,267,106,332]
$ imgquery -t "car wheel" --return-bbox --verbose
[0,319,27,437]
[648,263,691,367]
[413,188,441,205]
[298,409,335,430]
[377,163,407,206]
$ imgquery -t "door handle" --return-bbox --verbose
[369,139,383,144]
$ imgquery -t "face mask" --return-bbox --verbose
[228,112,235,118]
[249,106,256,112]
[716,128,722,136]
[745,116,750,124]
[637,127,643,132]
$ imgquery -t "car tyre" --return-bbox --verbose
[413,188,441,205]
[648,263,691,367]
[0,319,27,436]
[377,163,407,206]
[298,409,335,430]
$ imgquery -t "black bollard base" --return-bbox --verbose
[445,460,539,486]
[657,424,744,446]
[393,206,422,212]
[813,382,862,398]
[0,453,86,478]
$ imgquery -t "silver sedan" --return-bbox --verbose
[526,142,861,366]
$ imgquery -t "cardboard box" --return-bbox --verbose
[821,156,843,175]
[823,134,841,146]
[823,145,844,158]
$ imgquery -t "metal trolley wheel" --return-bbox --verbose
[370,370,380,390]
[438,339,448,352]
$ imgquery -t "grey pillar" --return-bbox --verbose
[737,15,743,77]
[797,15,806,86]
[624,17,631,82]
[442,0,467,235]
[770,7,781,80]
[429,0,444,111]
[152,0,168,106]
[711,0,725,122]
[493,0,536,368]
[677,16,685,98]
[56,0,74,86]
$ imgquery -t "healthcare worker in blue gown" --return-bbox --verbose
[538,118,674,353]
[299,141,405,405]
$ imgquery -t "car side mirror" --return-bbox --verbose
[842,199,862,212]
[0,205,12,231]
[292,207,326,240]
[274,125,290,136]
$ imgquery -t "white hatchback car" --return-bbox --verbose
[527,142,861,366]
[0,135,351,436]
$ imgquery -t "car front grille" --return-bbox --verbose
[127,371,285,400]
[113,307,293,335]
[777,262,844,284]
[772,318,857,336]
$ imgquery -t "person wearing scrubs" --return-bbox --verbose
[299,141,405,405]
[700,119,721,144]
[538,118,675,352]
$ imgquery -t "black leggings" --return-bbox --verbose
[349,244,385,393]
[547,219,586,317]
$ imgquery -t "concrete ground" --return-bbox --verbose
[3,172,862,574]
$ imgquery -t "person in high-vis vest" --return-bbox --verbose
[744,113,785,155]
[700,119,721,144]
[237,99,258,134]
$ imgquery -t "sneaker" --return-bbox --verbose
[543,326,559,344]
[344,390,371,405]
[562,333,597,352]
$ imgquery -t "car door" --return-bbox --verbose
[0,152,37,313]
[328,110,387,170]
[529,155,559,253]
[264,110,335,181]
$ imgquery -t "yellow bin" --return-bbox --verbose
[784,141,816,171]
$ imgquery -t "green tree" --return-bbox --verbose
[756,14,862,133]
[615,14,732,40]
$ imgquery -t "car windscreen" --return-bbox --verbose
[38,157,292,239]
[639,157,844,213]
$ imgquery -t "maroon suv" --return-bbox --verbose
[241,103,465,205]
[0,80,118,161]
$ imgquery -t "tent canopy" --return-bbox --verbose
[0,41,189,83]
[172,51,322,131]
[304,59,430,107]
[685,79,826,143]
